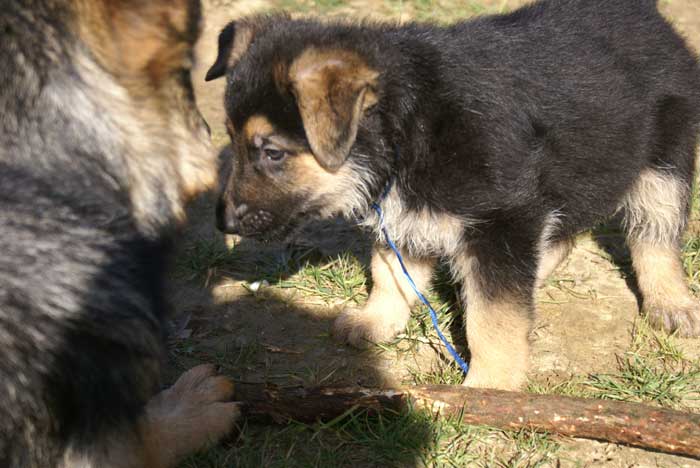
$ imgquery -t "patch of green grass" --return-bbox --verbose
[180,407,434,468]
[682,236,700,291]
[175,237,238,282]
[531,320,700,409]
[690,177,700,216]
[278,253,368,305]
[170,336,263,376]
[274,0,348,15]
[211,342,264,374]
[408,360,465,386]
[312,0,346,8]
[271,0,508,22]
[582,321,700,408]
[177,236,328,286]
[683,177,700,290]
[290,361,344,386]
[494,429,561,468]
[180,405,562,468]
[583,356,700,408]
[385,0,507,23]
[527,376,592,399]
[399,298,458,345]
[419,410,561,468]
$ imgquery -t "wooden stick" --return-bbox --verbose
[235,383,700,459]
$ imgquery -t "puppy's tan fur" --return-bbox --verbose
[141,365,239,468]
[60,365,238,468]
[621,169,700,336]
[630,243,700,336]
[73,0,217,232]
[620,169,687,247]
[334,247,435,347]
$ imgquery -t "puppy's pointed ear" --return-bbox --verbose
[289,49,379,172]
[205,22,238,81]
[205,16,270,81]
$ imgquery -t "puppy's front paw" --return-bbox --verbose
[644,302,700,338]
[144,364,239,466]
[332,306,405,348]
[462,370,525,391]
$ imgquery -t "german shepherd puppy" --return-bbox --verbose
[1,1,238,466]
[208,0,700,390]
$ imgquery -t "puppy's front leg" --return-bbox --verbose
[333,244,435,347]
[454,249,534,391]
[141,365,240,467]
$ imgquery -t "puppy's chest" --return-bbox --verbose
[360,191,467,257]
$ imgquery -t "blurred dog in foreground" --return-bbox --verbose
[0,0,238,466]
[210,0,700,390]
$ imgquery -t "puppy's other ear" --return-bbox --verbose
[205,22,238,81]
[289,49,378,171]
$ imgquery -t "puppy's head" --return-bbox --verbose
[72,0,216,231]
[207,19,385,241]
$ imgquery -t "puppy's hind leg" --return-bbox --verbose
[622,169,700,337]
[333,244,435,347]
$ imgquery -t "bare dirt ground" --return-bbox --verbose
[169,1,700,466]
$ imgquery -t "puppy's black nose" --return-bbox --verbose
[216,199,248,234]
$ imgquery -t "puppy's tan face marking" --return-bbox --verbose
[243,115,274,142]
[220,112,365,239]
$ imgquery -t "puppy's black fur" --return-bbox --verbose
[1,1,237,466]
[210,0,700,389]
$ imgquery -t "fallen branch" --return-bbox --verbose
[235,383,700,459]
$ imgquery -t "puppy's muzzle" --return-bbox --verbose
[216,199,273,236]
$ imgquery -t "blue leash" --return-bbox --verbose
[369,166,470,375]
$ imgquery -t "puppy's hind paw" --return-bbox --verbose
[644,302,700,338]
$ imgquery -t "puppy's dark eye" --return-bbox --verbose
[263,147,287,162]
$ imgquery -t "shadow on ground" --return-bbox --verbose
[165,193,445,467]
[592,221,643,310]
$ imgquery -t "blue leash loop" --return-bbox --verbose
[370,153,470,375]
